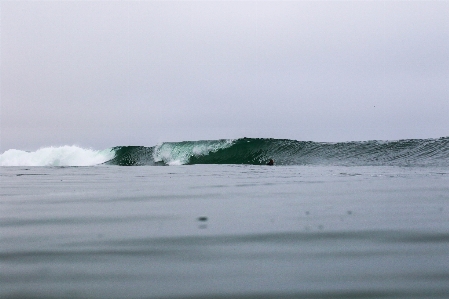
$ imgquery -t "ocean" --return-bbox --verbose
[1,137,449,299]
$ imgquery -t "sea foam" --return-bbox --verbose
[0,146,115,166]
[152,139,234,166]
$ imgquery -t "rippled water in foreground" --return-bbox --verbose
[1,165,449,298]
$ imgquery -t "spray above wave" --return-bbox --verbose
[153,139,234,165]
[106,137,449,167]
[0,146,115,167]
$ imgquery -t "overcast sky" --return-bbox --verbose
[1,1,448,151]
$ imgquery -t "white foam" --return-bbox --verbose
[153,139,234,165]
[0,146,115,166]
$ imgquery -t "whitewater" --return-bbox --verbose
[0,145,115,167]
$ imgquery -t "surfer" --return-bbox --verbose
[267,159,274,166]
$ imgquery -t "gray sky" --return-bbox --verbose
[1,1,448,151]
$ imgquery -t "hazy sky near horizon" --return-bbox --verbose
[2,1,448,151]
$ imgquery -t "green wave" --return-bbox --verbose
[104,137,449,166]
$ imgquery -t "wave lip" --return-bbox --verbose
[0,146,115,167]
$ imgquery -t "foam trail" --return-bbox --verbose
[0,146,115,166]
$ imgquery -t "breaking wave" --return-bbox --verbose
[106,137,449,167]
[1,137,448,167]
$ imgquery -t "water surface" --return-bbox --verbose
[1,165,448,298]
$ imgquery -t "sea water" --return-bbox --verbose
[1,164,448,299]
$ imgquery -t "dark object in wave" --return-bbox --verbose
[267,159,274,166]
[104,137,449,167]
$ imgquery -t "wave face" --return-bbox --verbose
[106,137,449,167]
[0,146,115,166]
